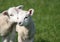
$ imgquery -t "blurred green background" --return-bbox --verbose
[0,0,60,42]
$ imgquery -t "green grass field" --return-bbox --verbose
[0,0,60,42]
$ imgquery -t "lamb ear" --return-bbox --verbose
[28,9,34,16]
[2,10,8,16]
[16,5,24,9]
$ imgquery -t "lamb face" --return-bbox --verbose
[17,9,34,26]
[2,5,24,23]
[8,5,24,23]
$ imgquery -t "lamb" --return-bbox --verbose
[0,5,23,42]
[16,8,35,42]
[0,10,16,42]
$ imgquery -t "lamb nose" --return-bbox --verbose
[19,22,21,24]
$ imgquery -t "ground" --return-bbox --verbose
[0,0,60,42]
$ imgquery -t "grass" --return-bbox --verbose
[0,0,60,42]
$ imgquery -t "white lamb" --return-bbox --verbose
[0,10,16,42]
[0,5,23,42]
[16,8,35,42]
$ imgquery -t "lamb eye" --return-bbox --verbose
[24,17,28,19]
[25,17,28,18]
[10,14,14,16]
